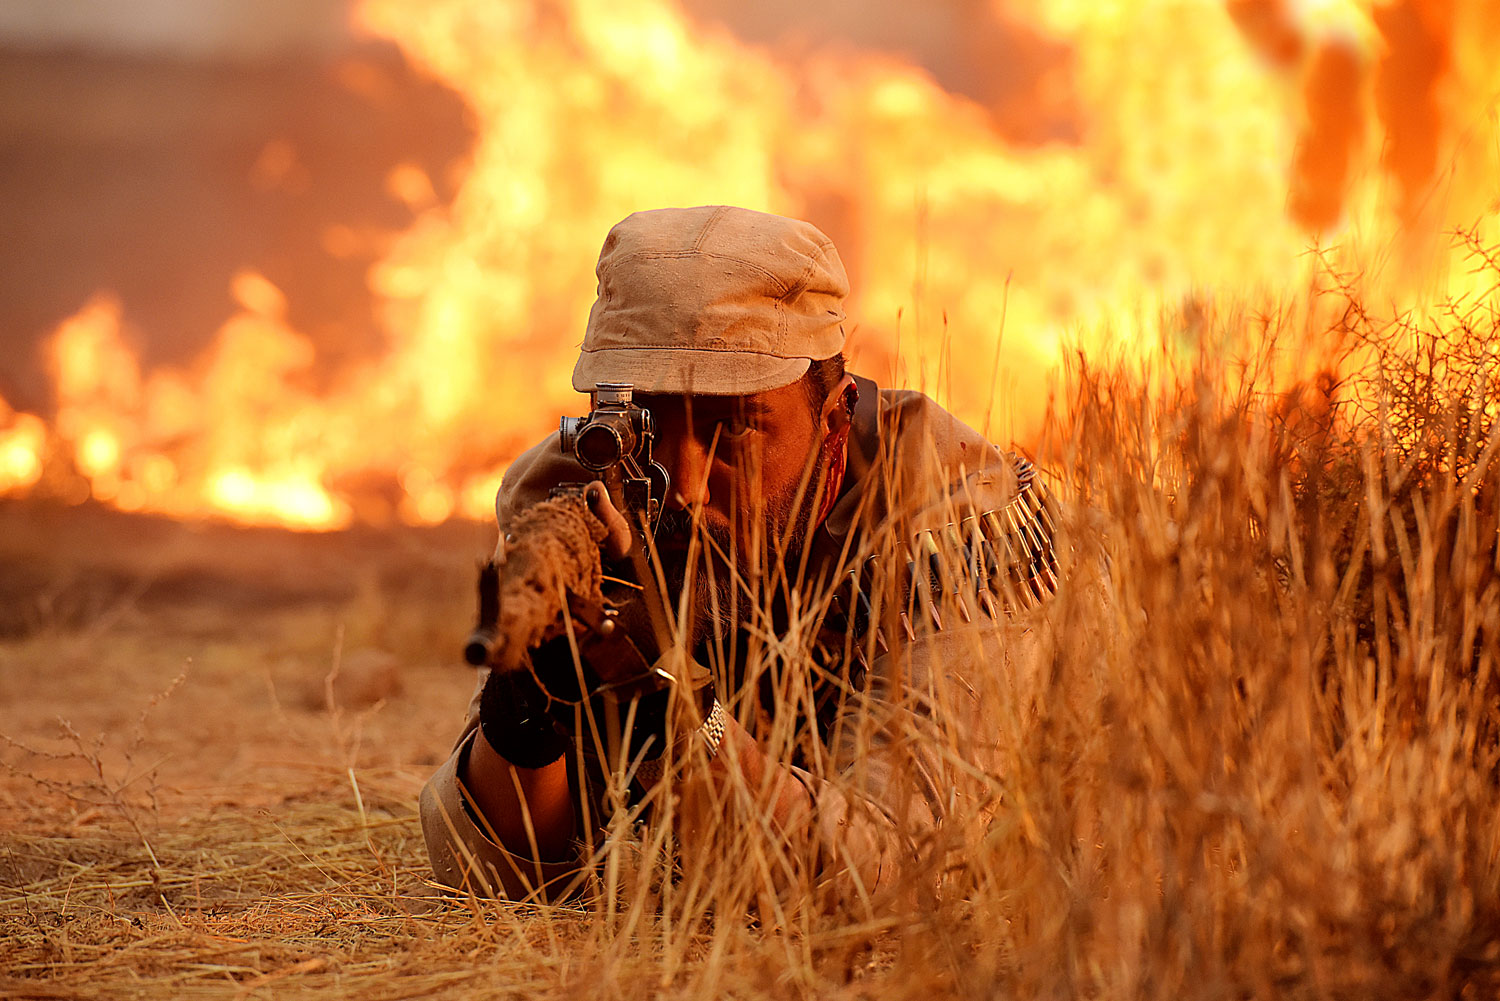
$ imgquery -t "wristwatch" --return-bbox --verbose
[632,697,727,788]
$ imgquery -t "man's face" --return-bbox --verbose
[636,380,833,635]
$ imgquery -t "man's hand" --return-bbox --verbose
[461,480,710,870]
[584,480,634,561]
[476,665,571,769]
[562,480,676,693]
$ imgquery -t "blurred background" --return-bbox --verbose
[0,0,460,400]
[1,0,1496,531]
[4,11,1499,995]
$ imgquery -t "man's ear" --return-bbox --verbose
[820,374,858,435]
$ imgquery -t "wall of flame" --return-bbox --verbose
[1,0,1497,530]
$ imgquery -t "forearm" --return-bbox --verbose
[463,728,577,861]
[688,715,918,897]
[706,715,814,831]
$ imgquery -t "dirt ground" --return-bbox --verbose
[0,499,510,997]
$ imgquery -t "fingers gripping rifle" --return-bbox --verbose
[463,383,672,687]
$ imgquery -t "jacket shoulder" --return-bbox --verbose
[874,387,1017,515]
[494,431,589,532]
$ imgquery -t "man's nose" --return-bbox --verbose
[655,434,712,510]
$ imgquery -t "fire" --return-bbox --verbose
[0,405,45,494]
[3,0,1497,528]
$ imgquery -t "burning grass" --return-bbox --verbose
[3,250,1500,998]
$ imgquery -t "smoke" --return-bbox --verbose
[1372,1,1451,222]
[1229,0,1460,232]
[677,0,1079,144]
[0,0,351,60]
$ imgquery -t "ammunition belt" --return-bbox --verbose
[821,453,1061,658]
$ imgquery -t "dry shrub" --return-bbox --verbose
[953,237,1500,997]
[5,235,1500,999]
[624,232,1500,997]
[475,231,1499,996]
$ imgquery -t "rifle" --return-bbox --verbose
[463,384,1062,681]
[462,384,672,685]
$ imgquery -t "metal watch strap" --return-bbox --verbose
[633,698,727,788]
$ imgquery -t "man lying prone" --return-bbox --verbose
[421,205,1060,902]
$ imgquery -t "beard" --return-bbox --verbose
[651,456,824,648]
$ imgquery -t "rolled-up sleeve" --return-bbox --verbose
[420,727,590,901]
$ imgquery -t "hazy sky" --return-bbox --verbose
[0,0,353,58]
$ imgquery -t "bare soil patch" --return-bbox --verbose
[1,500,507,998]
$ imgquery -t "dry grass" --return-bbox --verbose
[4,237,1500,999]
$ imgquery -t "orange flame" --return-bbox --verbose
[4,0,1498,528]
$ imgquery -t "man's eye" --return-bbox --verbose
[718,419,754,441]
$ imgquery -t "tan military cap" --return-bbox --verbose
[572,205,849,396]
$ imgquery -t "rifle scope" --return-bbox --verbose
[559,383,649,473]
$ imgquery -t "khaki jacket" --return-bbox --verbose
[421,376,1049,900]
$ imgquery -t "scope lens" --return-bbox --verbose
[575,423,624,470]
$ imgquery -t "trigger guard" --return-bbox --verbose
[646,461,670,528]
[533,593,667,703]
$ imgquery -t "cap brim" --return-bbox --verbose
[572,348,811,396]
